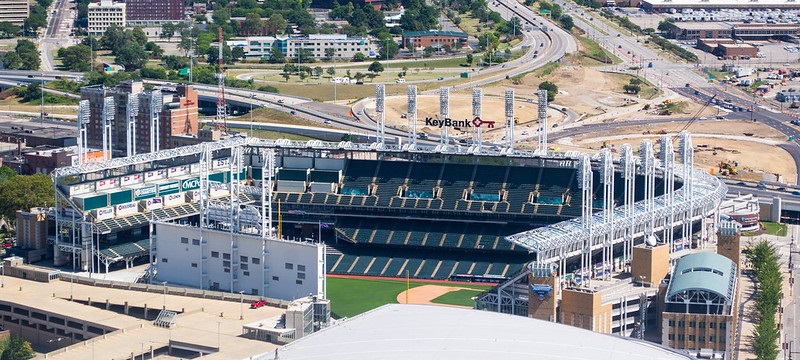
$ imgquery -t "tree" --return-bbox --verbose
[140,67,167,79]
[0,22,20,38]
[281,73,290,82]
[368,61,384,78]
[0,335,35,360]
[115,44,148,70]
[3,52,22,70]
[12,40,40,70]
[623,84,640,94]
[145,42,164,58]
[378,38,399,60]
[160,22,175,41]
[162,55,189,70]
[23,13,47,33]
[352,52,367,62]
[266,13,287,35]
[299,71,308,82]
[206,44,232,65]
[423,46,434,58]
[241,13,265,35]
[0,174,54,225]
[283,63,297,74]
[324,47,336,60]
[559,15,574,31]
[295,49,313,64]
[353,72,366,83]
[313,66,323,77]
[57,44,91,72]
[466,53,473,64]
[0,166,16,185]
[538,81,558,101]
[269,47,285,63]
[231,46,245,62]
[326,67,336,77]
[657,18,675,32]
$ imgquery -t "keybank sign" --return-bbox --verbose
[423,116,496,129]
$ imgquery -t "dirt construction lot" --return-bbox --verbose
[551,120,797,182]
[382,95,565,141]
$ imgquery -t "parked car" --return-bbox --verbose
[250,300,267,309]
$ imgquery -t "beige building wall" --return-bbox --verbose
[631,244,669,287]
[560,288,613,333]
[88,0,126,36]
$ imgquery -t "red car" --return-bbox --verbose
[250,300,267,309]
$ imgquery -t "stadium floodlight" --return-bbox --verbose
[439,87,449,117]
[102,96,115,161]
[537,89,548,153]
[127,93,140,157]
[407,86,417,148]
[78,100,91,124]
[504,89,514,118]
[472,88,482,117]
[375,84,385,113]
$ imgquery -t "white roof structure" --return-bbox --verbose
[268,304,695,360]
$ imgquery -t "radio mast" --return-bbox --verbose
[215,27,227,134]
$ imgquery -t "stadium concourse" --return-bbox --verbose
[269,304,697,360]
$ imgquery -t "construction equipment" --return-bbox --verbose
[719,162,738,176]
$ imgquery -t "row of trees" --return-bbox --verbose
[747,239,783,359]
[0,171,53,226]
[0,334,35,360]
[3,40,40,71]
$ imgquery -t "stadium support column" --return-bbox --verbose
[375,84,386,148]
[230,146,243,293]
[261,148,275,297]
[149,90,163,153]
[81,217,92,272]
[407,86,417,149]
[679,131,694,250]
[620,144,636,268]
[76,100,90,165]
[537,89,548,154]
[197,144,211,289]
[659,135,675,253]
[578,154,593,288]
[504,89,515,153]
[126,93,139,157]
[640,140,656,241]
[439,87,450,150]
[472,88,482,153]
[261,148,275,239]
[600,148,614,280]
[101,96,115,161]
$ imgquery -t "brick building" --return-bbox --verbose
[80,82,198,157]
[401,30,468,49]
[125,0,184,25]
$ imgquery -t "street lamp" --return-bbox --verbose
[239,291,244,320]
[249,93,254,137]
[162,281,167,309]
[639,275,645,287]
[41,73,45,126]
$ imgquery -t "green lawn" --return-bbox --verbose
[576,36,621,65]
[430,289,483,307]
[762,222,788,236]
[326,277,491,319]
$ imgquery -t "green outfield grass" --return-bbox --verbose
[430,289,483,307]
[762,222,788,236]
[326,277,492,319]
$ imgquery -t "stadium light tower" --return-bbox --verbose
[504,89,515,153]
[407,85,417,149]
[537,89,548,154]
[439,87,450,149]
[126,93,139,158]
[640,139,656,243]
[375,84,386,148]
[101,96,115,161]
[660,135,675,253]
[679,131,694,250]
[472,88,482,153]
[577,154,593,288]
[148,90,163,153]
[620,144,636,266]
[599,148,614,281]
[76,100,90,165]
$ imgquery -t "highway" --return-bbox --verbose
[40,0,74,72]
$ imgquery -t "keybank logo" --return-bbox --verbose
[424,117,472,128]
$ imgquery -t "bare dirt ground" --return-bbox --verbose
[383,95,565,141]
[549,120,797,182]
[396,284,473,308]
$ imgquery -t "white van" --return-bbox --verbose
[396,78,406,84]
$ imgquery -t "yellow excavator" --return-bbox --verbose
[719,162,738,176]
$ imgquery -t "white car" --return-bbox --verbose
[396,78,406,84]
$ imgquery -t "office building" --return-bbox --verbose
[401,30,468,49]
[660,252,738,358]
[0,0,29,26]
[88,0,126,37]
[229,34,378,60]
